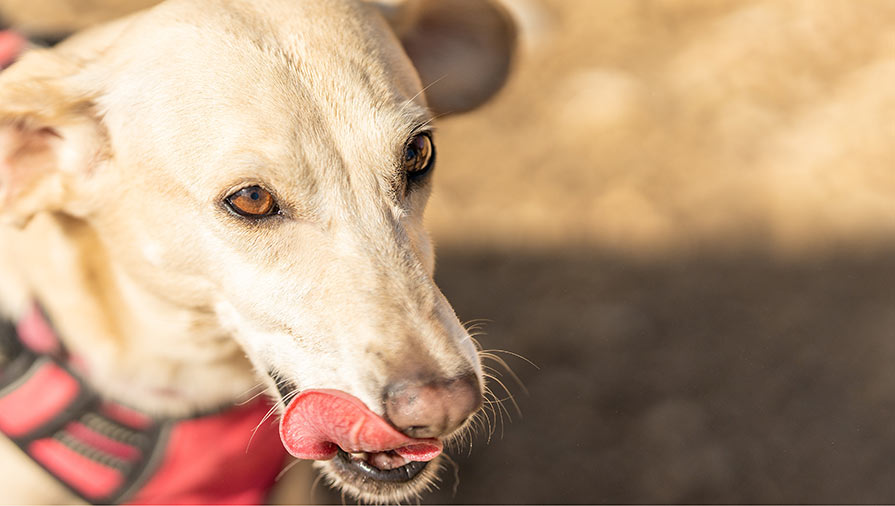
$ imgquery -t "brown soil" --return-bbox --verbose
[325,1,895,503]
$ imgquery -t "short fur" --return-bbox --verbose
[0,0,515,502]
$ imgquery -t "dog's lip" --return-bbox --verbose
[332,448,430,483]
[278,389,442,461]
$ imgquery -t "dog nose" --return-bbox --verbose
[384,373,482,439]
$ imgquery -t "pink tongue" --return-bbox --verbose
[278,389,442,462]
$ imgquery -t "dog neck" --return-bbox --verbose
[0,212,259,417]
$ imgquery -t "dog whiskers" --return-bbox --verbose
[235,381,265,398]
[482,347,538,367]
[484,369,522,420]
[481,350,536,392]
[468,410,491,448]
[247,384,298,451]
[492,378,519,419]
[439,452,462,497]
[483,384,508,438]
[460,397,491,444]
[462,318,493,334]
[276,458,302,482]
[474,343,537,442]
[398,75,449,117]
[480,385,500,439]
[478,390,497,442]
[442,422,472,455]
[235,382,269,405]
[310,470,326,499]
[481,365,524,408]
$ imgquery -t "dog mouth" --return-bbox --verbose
[317,448,441,504]
[277,388,442,457]
[332,448,429,482]
[267,371,436,480]
[275,387,443,499]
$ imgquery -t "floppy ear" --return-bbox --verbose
[0,49,106,226]
[375,0,517,115]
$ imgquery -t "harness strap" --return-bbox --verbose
[0,305,285,504]
[0,307,164,504]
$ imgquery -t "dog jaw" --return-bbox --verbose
[315,455,445,504]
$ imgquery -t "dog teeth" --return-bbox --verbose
[368,450,410,470]
[349,452,367,461]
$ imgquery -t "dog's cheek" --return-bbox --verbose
[211,298,340,391]
[211,299,294,361]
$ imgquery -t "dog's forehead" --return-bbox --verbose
[99,0,429,192]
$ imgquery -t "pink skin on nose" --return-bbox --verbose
[278,389,442,462]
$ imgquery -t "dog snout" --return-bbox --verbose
[384,373,482,439]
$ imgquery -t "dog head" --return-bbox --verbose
[0,0,515,501]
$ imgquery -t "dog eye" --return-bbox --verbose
[403,133,435,180]
[225,186,278,218]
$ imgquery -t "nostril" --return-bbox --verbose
[384,373,482,439]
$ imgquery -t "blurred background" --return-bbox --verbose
[10,0,895,502]
[410,0,895,502]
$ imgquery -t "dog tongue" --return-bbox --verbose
[278,389,442,462]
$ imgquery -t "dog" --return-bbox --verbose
[0,0,515,502]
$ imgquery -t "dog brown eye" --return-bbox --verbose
[403,133,434,179]
[225,186,277,217]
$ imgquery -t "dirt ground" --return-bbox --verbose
[6,0,895,502]
[330,0,895,503]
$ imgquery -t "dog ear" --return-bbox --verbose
[376,0,517,115]
[0,49,106,226]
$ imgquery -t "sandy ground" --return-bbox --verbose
[339,0,895,503]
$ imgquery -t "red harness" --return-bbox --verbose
[0,305,287,504]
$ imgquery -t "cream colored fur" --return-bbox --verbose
[0,0,514,503]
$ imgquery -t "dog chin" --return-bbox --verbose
[315,454,443,504]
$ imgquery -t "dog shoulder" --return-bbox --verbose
[0,437,80,503]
